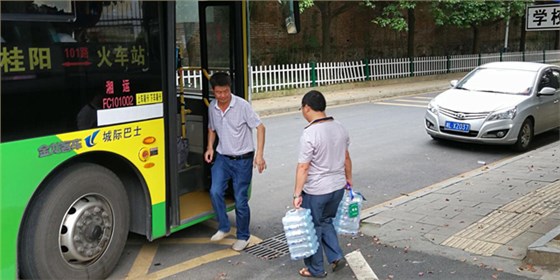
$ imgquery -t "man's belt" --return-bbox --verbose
[223,151,254,160]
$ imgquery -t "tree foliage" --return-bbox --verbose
[298,0,358,60]
[367,0,416,32]
[298,0,534,57]
[430,0,530,53]
[430,0,528,28]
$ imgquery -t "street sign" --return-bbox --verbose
[526,4,560,31]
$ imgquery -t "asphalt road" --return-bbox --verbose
[249,92,522,238]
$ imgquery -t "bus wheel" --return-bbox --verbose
[20,163,130,279]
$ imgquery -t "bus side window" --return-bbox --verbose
[1,21,60,44]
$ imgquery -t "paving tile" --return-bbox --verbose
[493,231,544,260]
[472,202,503,212]
[363,220,425,244]
[418,215,473,229]
[422,192,457,204]
[362,215,394,226]
[423,232,452,245]
[526,218,560,235]
[409,203,451,215]
[375,209,427,223]
[432,186,462,195]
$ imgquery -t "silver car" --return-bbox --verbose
[425,61,560,151]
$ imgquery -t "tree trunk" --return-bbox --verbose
[321,11,332,60]
[316,2,332,61]
[407,8,415,58]
[472,26,480,54]
[315,1,354,61]
[519,15,526,52]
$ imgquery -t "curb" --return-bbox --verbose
[526,225,560,266]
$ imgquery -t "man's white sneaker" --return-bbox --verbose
[231,239,249,251]
[210,230,228,241]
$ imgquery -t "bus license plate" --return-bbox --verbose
[444,121,470,133]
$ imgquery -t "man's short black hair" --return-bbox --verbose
[301,90,326,112]
[210,72,231,88]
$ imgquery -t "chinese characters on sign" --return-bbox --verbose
[97,45,145,67]
[103,79,135,109]
[1,44,146,74]
[101,126,142,142]
[136,91,163,105]
[1,47,51,73]
[526,4,560,31]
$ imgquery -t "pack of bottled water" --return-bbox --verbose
[334,187,363,236]
[282,208,319,260]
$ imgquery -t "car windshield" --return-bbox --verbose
[457,68,537,95]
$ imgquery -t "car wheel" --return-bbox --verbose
[19,163,130,279]
[513,118,533,152]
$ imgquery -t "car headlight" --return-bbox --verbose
[488,107,517,121]
[428,101,438,114]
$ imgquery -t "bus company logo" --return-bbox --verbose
[85,130,100,147]
[38,139,82,158]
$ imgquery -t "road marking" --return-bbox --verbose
[204,219,264,243]
[126,243,158,279]
[394,99,430,104]
[375,102,427,108]
[125,222,264,279]
[345,250,379,280]
[412,96,434,100]
[136,249,239,280]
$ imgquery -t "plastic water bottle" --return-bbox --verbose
[282,208,319,260]
[334,189,363,236]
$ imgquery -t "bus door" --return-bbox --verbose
[169,1,247,229]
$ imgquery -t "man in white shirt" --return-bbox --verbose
[205,72,266,251]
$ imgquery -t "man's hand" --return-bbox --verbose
[254,155,267,173]
[293,196,302,208]
[204,149,214,163]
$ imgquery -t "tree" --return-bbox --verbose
[431,0,528,54]
[300,0,356,60]
[367,0,417,57]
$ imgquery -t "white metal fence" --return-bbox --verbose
[178,50,560,94]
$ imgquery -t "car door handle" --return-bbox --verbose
[554,99,559,104]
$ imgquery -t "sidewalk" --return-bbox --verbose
[360,143,560,279]
[251,74,560,279]
[251,73,464,117]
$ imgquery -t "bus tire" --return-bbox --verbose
[19,163,130,279]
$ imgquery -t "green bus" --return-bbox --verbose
[0,1,299,278]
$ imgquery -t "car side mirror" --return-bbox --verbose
[450,80,458,88]
[537,87,557,96]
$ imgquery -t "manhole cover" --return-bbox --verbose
[245,232,289,260]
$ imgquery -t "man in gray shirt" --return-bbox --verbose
[204,72,266,251]
[292,90,352,277]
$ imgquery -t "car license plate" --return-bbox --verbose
[444,121,470,133]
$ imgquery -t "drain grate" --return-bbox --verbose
[245,232,290,260]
